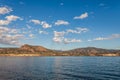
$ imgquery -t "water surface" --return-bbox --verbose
[0,57,120,80]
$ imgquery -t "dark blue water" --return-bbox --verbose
[0,57,120,80]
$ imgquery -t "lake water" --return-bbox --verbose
[0,57,120,80]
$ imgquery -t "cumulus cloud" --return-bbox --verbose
[53,37,63,43]
[74,12,88,19]
[53,27,88,44]
[0,26,24,45]
[0,27,9,33]
[0,26,19,34]
[30,19,51,28]
[53,31,65,43]
[66,27,88,34]
[53,30,83,44]
[0,20,10,25]
[5,15,23,21]
[41,21,52,28]
[30,19,41,25]
[0,6,12,15]
[54,31,65,37]
[0,15,22,26]
[55,20,69,26]
[0,34,23,45]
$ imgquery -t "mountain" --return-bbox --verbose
[0,44,48,54]
[0,44,120,56]
[64,47,120,56]
[20,44,48,52]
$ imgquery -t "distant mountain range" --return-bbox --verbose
[0,44,120,56]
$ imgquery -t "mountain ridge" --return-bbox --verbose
[0,44,120,56]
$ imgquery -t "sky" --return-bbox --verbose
[0,0,120,50]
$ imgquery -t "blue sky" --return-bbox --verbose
[0,0,120,50]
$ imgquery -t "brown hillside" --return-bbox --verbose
[20,44,48,52]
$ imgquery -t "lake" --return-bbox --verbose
[0,57,120,80]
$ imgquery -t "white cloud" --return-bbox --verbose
[0,6,12,15]
[53,28,88,44]
[5,15,23,21]
[30,19,51,28]
[9,29,18,34]
[53,37,63,43]
[0,26,24,45]
[0,27,9,33]
[53,31,65,43]
[0,20,10,25]
[53,31,83,44]
[41,21,52,28]
[93,34,120,41]
[30,19,41,25]
[0,26,19,34]
[94,37,108,41]
[66,27,88,34]
[54,31,65,37]
[55,20,69,26]
[64,38,82,44]
[0,34,23,46]
[74,12,88,19]
[0,15,22,26]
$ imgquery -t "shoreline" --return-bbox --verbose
[0,54,41,56]
[0,54,119,57]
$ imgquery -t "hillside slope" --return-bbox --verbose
[0,44,120,56]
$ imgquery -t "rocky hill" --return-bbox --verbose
[0,44,120,56]
[0,44,49,54]
[20,44,48,52]
[64,47,120,56]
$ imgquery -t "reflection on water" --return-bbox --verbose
[0,57,120,80]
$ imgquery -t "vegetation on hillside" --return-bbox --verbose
[0,44,120,56]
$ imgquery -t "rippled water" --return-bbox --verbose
[0,57,120,80]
